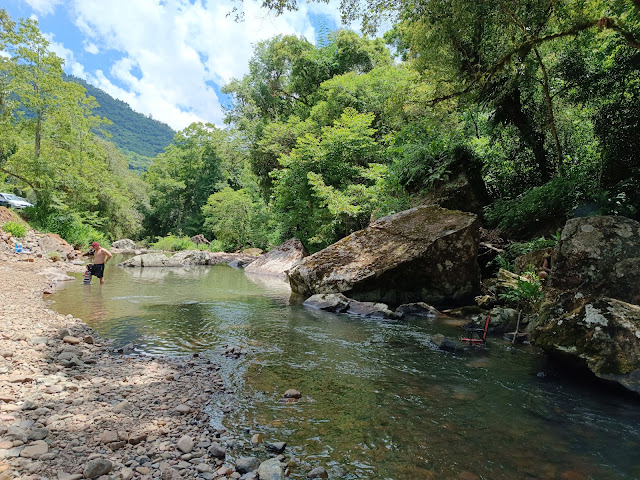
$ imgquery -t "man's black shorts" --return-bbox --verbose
[90,263,105,278]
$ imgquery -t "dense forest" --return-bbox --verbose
[67,75,175,171]
[1,1,639,254]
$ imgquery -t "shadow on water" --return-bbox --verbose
[49,256,640,479]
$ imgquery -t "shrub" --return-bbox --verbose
[491,235,559,272]
[2,221,28,238]
[31,213,109,249]
[151,234,197,252]
[485,176,579,236]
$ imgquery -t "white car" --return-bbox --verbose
[0,193,34,209]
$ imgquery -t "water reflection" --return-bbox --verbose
[49,257,640,479]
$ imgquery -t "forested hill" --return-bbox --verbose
[66,75,175,170]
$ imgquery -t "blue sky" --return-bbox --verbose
[4,0,343,131]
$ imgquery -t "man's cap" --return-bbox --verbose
[91,242,100,247]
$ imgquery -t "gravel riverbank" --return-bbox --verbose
[0,257,296,480]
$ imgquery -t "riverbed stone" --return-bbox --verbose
[287,205,480,308]
[19,440,48,459]
[244,238,308,277]
[208,442,226,459]
[265,442,286,454]
[176,435,194,453]
[236,457,261,474]
[395,302,441,317]
[83,458,112,478]
[307,466,328,478]
[257,457,285,480]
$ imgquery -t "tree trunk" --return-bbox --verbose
[534,47,563,174]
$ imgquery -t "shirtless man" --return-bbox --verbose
[90,242,112,285]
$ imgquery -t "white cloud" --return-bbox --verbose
[84,42,99,54]
[24,0,352,131]
[23,0,63,16]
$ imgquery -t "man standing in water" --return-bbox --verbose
[90,242,112,285]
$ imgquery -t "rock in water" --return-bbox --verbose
[244,238,308,276]
[552,215,640,304]
[118,252,169,267]
[287,205,480,307]
[532,295,640,394]
[166,250,211,266]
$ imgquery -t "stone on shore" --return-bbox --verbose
[83,458,112,479]
[287,205,480,307]
[236,456,261,474]
[257,457,286,480]
[244,238,308,276]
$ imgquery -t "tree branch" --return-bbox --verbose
[0,167,39,193]
[428,17,640,105]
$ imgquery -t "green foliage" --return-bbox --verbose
[30,212,110,249]
[492,236,559,272]
[485,176,581,236]
[151,234,197,252]
[202,187,271,252]
[499,268,545,313]
[67,75,175,161]
[2,221,27,238]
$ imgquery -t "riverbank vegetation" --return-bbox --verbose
[1,2,639,252]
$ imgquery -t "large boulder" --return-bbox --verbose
[244,238,308,276]
[552,216,640,304]
[36,233,75,257]
[166,250,211,266]
[532,294,640,394]
[112,239,137,250]
[287,205,480,307]
[118,253,170,267]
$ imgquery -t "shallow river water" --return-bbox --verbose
[49,258,640,479]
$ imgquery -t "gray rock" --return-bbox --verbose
[244,238,308,277]
[166,250,212,266]
[208,442,226,459]
[532,295,640,394]
[112,239,137,250]
[118,253,170,268]
[257,457,285,480]
[304,293,398,319]
[27,428,49,441]
[160,467,181,480]
[83,457,112,479]
[19,440,48,458]
[236,456,261,474]
[265,442,286,454]
[288,205,480,308]
[176,434,194,453]
[307,466,328,478]
[303,294,349,313]
[395,302,441,317]
[553,215,640,304]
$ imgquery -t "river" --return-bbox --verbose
[48,257,640,479]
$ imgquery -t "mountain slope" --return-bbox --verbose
[67,75,175,169]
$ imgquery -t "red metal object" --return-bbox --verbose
[461,314,490,345]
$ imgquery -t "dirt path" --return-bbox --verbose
[0,256,241,480]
